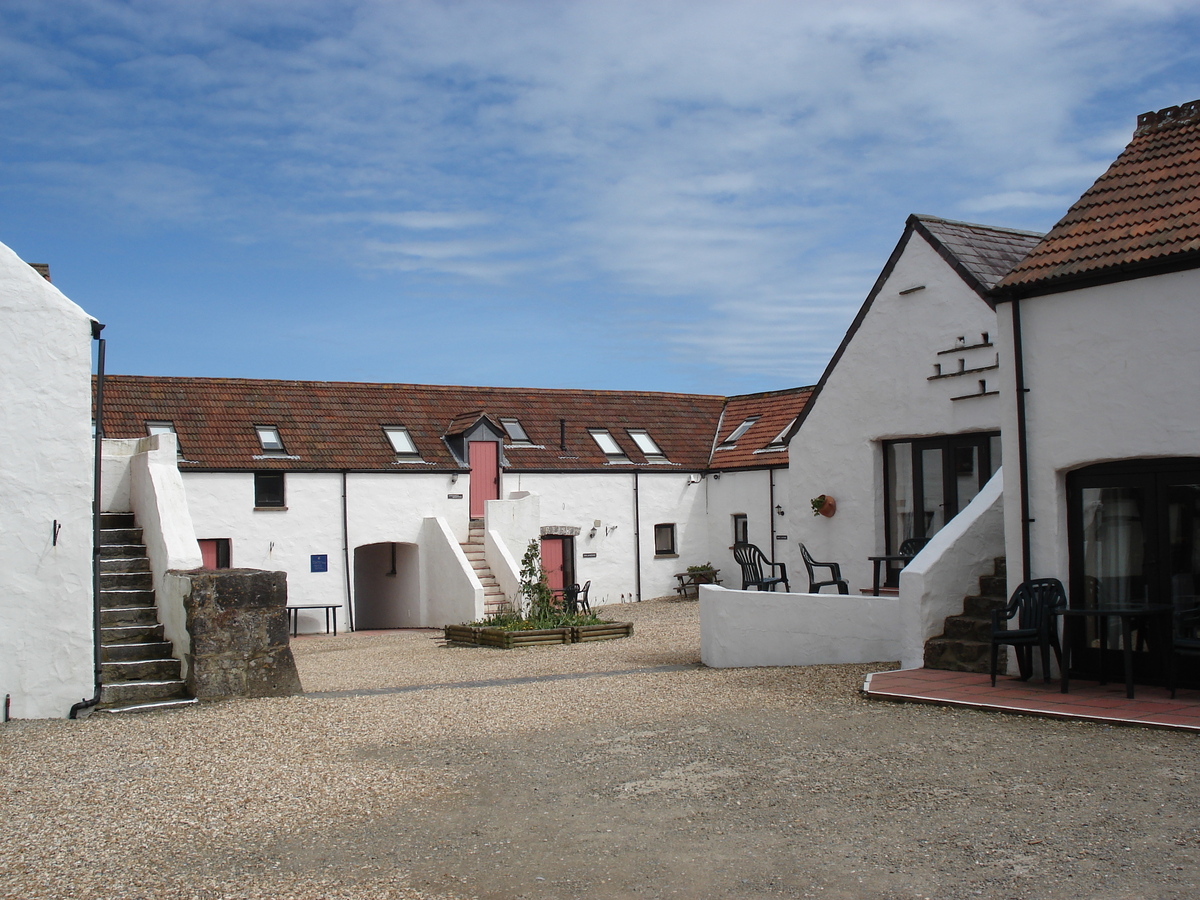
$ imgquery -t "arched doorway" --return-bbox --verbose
[354,542,420,629]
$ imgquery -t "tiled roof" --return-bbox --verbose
[101,375,776,472]
[996,99,1200,294]
[709,386,814,470]
[912,215,1044,297]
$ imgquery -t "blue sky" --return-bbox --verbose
[2,1,1198,395]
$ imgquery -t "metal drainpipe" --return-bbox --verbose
[70,324,105,719]
[769,468,776,563]
[633,471,642,602]
[341,470,354,631]
[1010,297,1033,582]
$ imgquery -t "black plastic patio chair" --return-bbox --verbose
[732,542,789,592]
[799,543,848,594]
[990,578,1066,686]
[1171,606,1200,698]
[899,537,929,564]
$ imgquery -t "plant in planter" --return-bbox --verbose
[810,495,837,517]
[686,561,719,584]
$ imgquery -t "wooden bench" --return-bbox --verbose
[674,570,721,600]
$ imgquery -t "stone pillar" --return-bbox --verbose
[178,569,302,700]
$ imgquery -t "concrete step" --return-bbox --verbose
[102,658,182,683]
[943,616,992,642]
[101,623,166,644]
[100,589,156,610]
[923,638,1002,674]
[100,512,136,529]
[100,543,147,559]
[95,698,198,715]
[100,606,159,627]
[963,595,1007,618]
[100,527,143,545]
[100,556,151,574]
[100,570,152,591]
[102,640,174,662]
[97,679,189,707]
[978,574,1008,599]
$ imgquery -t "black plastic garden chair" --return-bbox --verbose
[990,578,1066,686]
[732,543,789,592]
[799,543,848,594]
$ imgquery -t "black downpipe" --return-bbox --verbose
[768,469,776,563]
[70,324,105,719]
[633,472,642,602]
[1010,298,1033,582]
[341,470,354,632]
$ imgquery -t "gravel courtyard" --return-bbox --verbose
[2,599,1198,900]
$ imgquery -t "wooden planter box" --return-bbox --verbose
[444,621,633,649]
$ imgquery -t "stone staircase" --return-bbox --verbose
[96,512,196,714]
[923,557,1009,674]
[462,519,511,616]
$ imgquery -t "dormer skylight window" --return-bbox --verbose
[765,419,794,449]
[146,421,181,455]
[383,426,420,457]
[255,425,285,453]
[500,417,533,446]
[588,428,629,462]
[627,429,667,461]
[718,416,759,448]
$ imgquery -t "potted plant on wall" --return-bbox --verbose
[686,562,719,585]
[810,495,836,517]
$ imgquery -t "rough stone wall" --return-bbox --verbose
[178,569,302,700]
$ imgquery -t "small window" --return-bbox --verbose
[589,429,629,461]
[500,418,533,445]
[383,426,420,456]
[198,538,231,569]
[254,472,286,508]
[146,421,181,455]
[627,429,666,461]
[718,416,759,447]
[255,425,285,453]
[732,514,748,545]
[654,523,677,557]
[765,420,794,449]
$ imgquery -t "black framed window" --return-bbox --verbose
[732,514,748,545]
[254,471,286,508]
[654,523,677,556]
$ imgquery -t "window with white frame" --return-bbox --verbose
[627,428,667,461]
[383,425,420,457]
[718,416,759,448]
[732,513,748,545]
[146,421,181,455]
[654,523,677,556]
[588,428,629,462]
[255,425,285,453]
[764,419,794,449]
[500,417,533,446]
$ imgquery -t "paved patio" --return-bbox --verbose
[864,666,1200,732]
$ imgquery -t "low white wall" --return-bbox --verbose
[419,516,483,626]
[897,468,1005,668]
[699,584,903,668]
[127,433,203,670]
[485,491,538,608]
[100,438,140,512]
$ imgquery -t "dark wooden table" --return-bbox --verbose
[867,555,908,596]
[286,603,343,637]
[674,570,721,600]
[1060,604,1173,699]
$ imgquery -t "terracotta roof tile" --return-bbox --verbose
[101,376,816,473]
[997,100,1200,293]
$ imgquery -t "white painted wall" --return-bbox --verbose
[898,468,1005,668]
[783,231,1002,593]
[354,542,421,628]
[701,469,780,588]
[420,516,483,624]
[997,268,1200,584]
[699,584,904,668]
[0,241,95,718]
[484,492,539,608]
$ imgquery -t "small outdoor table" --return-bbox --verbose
[1059,604,1173,699]
[867,555,908,596]
[286,603,343,638]
[674,570,721,600]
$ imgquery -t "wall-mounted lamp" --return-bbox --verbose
[712,473,721,480]
[775,505,785,516]
[687,473,702,485]
[450,473,459,485]
[589,519,600,538]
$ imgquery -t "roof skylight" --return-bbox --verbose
[255,425,285,452]
[500,417,533,445]
[627,429,667,461]
[588,429,629,461]
[383,426,420,456]
[719,416,759,447]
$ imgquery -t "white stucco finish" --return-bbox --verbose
[699,584,903,668]
[998,268,1200,584]
[420,516,483,624]
[898,468,1005,667]
[783,231,1003,592]
[0,241,96,718]
[700,469,782,586]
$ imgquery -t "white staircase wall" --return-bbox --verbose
[484,492,540,611]
[420,516,484,625]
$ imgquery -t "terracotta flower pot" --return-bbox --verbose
[818,496,836,517]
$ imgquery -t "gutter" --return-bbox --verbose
[1009,297,1033,581]
[70,322,105,719]
[341,470,354,632]
[633,471,642,602]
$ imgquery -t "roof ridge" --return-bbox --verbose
[910,214,1045,239]
[1135,99,1200,135]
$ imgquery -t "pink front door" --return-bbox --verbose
[540,537,565,595]
[468,441,500,518]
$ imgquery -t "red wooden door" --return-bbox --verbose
[540,537,565,595]
[468,441,500,518]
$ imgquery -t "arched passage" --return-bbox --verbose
[354,541,421,629]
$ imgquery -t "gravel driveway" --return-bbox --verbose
[2,599,1198,899]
